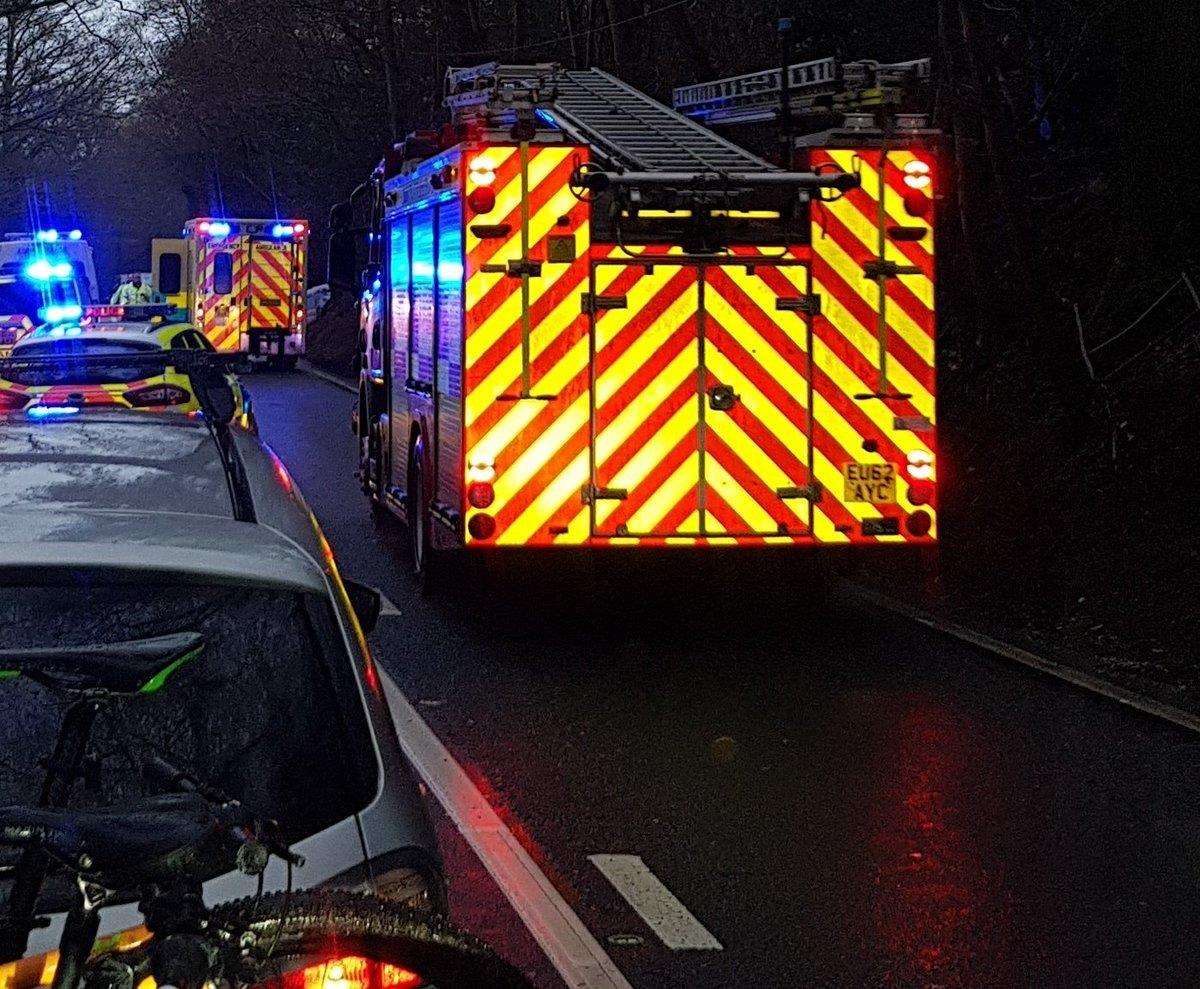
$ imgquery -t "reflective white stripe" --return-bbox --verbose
[589,855,722,951]
[379,671,633,989]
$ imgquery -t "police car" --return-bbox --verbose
[0,305,248,417]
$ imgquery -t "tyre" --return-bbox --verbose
[210,890,530,989]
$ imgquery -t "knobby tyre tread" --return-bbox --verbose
[209,890,529,989]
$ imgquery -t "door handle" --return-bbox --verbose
[708,384,739,412]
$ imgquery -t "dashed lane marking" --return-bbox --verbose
[379,670,634,989]
[589,855,722,951]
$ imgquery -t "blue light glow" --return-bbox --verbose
[207,221,231,238]
[24,258,74,282]
[26,405,80,419]
[35,229,58,243]
[67,229,83,240]
[534,108,558,128]
[40,304,83,323]
[437,260,464,281]
[272,223,296,238]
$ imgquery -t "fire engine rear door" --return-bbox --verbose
[588,258,814,540]
[247,238,294,331]
[589,260,703,538]
[699,260,814,538]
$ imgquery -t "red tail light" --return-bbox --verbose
[906,510,932,537]
[468,513,496,540]
[257,955,422,989]
[467,188,495,215]
[907,480,934,506]
[124,383,191,407]
[467,482,494,509]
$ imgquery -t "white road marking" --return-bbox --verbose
[589,855,722,951]
[378,593,402,616]
[847,583,1200,735]
[379,670,633,989]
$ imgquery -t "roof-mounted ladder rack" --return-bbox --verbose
[673,56,932,127]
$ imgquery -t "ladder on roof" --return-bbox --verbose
[673,56,931,126]
[445,63,775,175]
[551,69,775,174]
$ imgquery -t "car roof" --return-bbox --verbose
[0,412,326,591]
[14,322,193,349]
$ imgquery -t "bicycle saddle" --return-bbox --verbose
[0,792,231,886]
[0,632,203,694]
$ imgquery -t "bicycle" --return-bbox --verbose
[0,634,529,989]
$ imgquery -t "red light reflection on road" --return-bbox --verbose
[869,704,1014,986]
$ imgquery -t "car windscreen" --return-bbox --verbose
[0,579,379,912]
[3,338,162,384]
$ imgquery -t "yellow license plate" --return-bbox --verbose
[843,462,896,504]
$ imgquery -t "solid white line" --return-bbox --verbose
[378,670,633,989]
[589,855,722,951]
[846,583,1200,735]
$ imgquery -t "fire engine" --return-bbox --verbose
[0,229,99,353]
[335,55,936,575]
[151,218,309,367]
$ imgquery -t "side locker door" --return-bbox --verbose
[588,259,703,539]
[388,215,412,493]
[699,260,814,537]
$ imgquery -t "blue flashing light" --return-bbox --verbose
[35,229,59,243]
[66,325,82,337]
[40,304,83,324]
[67,229,83,241]
[271,223,296,238]
[207,221,231,238]
[26,405,80,419]
[534,108,558,128]
[24,258,73,282]
[371,278,382,292]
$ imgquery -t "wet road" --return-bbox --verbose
[252,370,1200,987]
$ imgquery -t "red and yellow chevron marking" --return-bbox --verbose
[458,142,935,547]
[192,238,249,352]
[249,241,295,329]
[463,143,595,545]
[807,147,936,543]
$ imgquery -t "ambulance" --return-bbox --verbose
[152,218,308,367]
[0,229,99,353]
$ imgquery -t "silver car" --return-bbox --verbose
[0,402,444,964]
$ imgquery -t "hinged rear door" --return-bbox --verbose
[700,260,814,538]
[247,239,295,330]
[588,260,702,538]
[587,257,815,540]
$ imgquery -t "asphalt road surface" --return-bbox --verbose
[251,370,1200,988]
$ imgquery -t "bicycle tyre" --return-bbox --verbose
[209,890,530,989]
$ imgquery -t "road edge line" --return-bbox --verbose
[300,360,356,394]
[378,670,634,989]
[845,583,1200,735]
